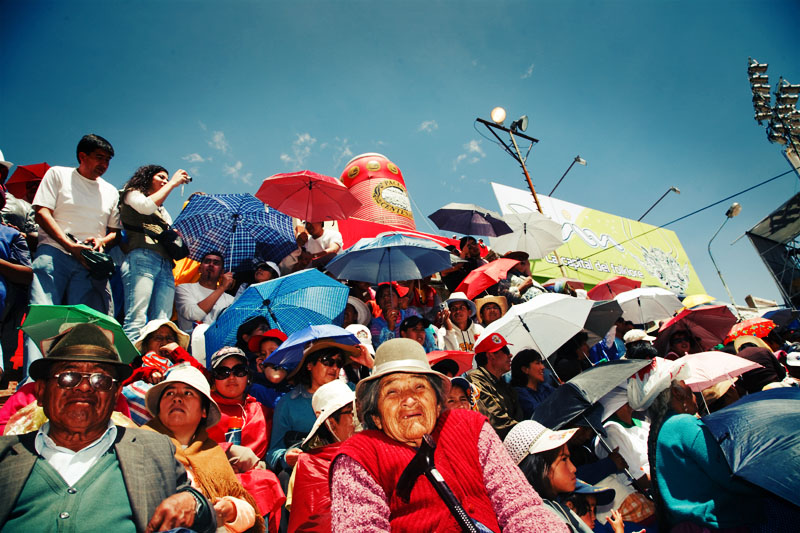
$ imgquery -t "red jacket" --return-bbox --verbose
[288,442,342,532]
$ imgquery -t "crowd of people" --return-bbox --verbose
[0,134,799,532]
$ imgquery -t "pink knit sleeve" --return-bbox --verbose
[478,422,569,533]
[330,454,391,532]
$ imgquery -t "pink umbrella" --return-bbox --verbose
[587,275,642,301]
[255,170,361,222]
[455,258,520,299]
[682,351,763,392]
[428,350,475,375]
[655,304,738,353]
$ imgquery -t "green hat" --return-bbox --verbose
[29,323,133,381]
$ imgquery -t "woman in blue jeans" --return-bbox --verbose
[120,164,190,340]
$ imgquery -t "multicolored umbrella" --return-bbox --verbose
[172,193,296,272]
[454,258,520,299]
[255,170,361,222]
[428,202,513,237]
[5,162,50,202]
[723,317,777,344]
[204,269,350,355]
[655,304,738,352]
[587,275,642,301]
[22,304,138,363]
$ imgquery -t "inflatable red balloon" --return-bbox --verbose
[340,153,416,230]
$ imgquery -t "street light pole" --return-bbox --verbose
[638,186,681,222]
[708,202,742,315]
[549,155,587,196]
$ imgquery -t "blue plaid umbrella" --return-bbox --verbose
[325,232,452,283]
[172,193,296,272]
[264,324,359,375]
[204,269,349,355]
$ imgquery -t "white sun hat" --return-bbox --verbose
[145,364,221,428]
[503,420,578,465]
[302,379,355,447]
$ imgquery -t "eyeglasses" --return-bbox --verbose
[214,364,249,380]
[52,372,117,391]
[318,355,344,368]
[149,334,177,344]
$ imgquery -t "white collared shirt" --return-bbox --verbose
[34,421,118,486]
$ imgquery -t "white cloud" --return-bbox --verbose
[223,160,253,185]
[208,131,229,153]
[452,139,486,170]
[418,120,439,133]
[521,63,535,79]
[198,121,208,131]
[331,137,353,167]
[182,153,206,163]
[279,132,317,169]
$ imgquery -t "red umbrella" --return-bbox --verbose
[255,170,361,222]
[587,275,642,301]
[454,258,520,299]
[723,317,777,345]
[5,162,50,202]
[428,350,475,376]
[655,304,738,353]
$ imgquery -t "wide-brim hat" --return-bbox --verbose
[302,379,355,447]
[734,335,771,352]
[503,420,578,465]
[346,324,375,356]
[623,329,656,344]
[287,339,362,380]
[355,338,450,400]
[446,292,477,317]
[246,329,288,354]
[573,480,616,507]
[29,323,133,382]
[134,319,190,352]
[475,295,508,319]
[145,364,221,428]
[347,296,371,326]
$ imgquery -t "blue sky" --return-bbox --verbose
[3,0,799,305]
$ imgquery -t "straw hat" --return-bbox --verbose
[733,335,771,353]
[355,338,450,399]
[145,364,222,428]
[302,380,355,447]
[134,319,190,352]
[475,295,508,319]
[503,420,579,465]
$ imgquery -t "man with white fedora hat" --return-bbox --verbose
[440,291,484,352]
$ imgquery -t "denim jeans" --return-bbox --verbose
[25,244,112,378]
[120,248,176,341]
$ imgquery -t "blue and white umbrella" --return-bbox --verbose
[326,232,452,283]
[204,269,350,355]
[172,193,296,272]
[264,324,360,375]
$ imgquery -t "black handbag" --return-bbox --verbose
[67,233,116,280]
[155,227,189,261]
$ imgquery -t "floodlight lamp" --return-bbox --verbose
[670,186,681,194]
[752,84,771,95]
[768,130,788,144]
[747,58,768,74]
[725,202,742,218]
[510,115,529,132]
[778,81,800,95]
[490,107,507,125]
[749,74,769,85]
[777,93,799,105]
[777,105,796,117]
[575,156,587,166]
[755,112,771,123]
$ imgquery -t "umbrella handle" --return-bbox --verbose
[518,316,564,384]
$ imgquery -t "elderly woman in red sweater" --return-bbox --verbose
[329,338,568,533]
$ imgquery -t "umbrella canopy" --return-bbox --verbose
[264,324,360,375]
[532,359,652,430]
[542,277,585,290]
[490,212,564,259]
[255,170,361,222]
[5,162,50,202]
[325,232,452,283]
[428,350,475,376]
[681,351,763,392]
[474,293,594,359]
[454,258,520,299]
[587,276,642,301]
[172,193,296,272]
[22,304,139,363]
[723,317,776,344]
[703,388,800,506]
[681,293,717,310]
[760,308,799,328]
[428,203,513,237]
[656,304,738,353]
[584,300,624,346]
[204,269,350,355]
[615,287,683,324]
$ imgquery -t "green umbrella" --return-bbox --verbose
[22,304,139,363]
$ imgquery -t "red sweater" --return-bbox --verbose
[288,442,342,533]
[336,409,500,532]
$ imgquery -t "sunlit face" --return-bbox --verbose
[547,444,577,495]
[327,404,355,442]
[480,303,502,325]
[78,149,112,179]
[256,339,286,384]
[213,356,249,399]
[488,348,512,374]
[304,221,324,238]
[445,386,471,410]
[448,301,470,327]
[374,373,440,447]
[144,325,179,354]
[158,382,207,434]
[523,359,545,385]
[376,287,398,313]
[149,171,169,195]
[308,352,343,389]
[400,323,426,346]
[199,254,224,282]
[463,239,480,258]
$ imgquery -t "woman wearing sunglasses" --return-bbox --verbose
[266,340,359,473]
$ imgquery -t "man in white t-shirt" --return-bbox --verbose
[174,251,235,332]
[303,221,342,268]
[29,134,121,314]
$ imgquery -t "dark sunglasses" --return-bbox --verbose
[52,372,117,391]
[318,355,344,368]
[214,364,249,380]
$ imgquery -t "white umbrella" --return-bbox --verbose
[490,212,564,259]
[615,287,682,324]
[475,293,594,359]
